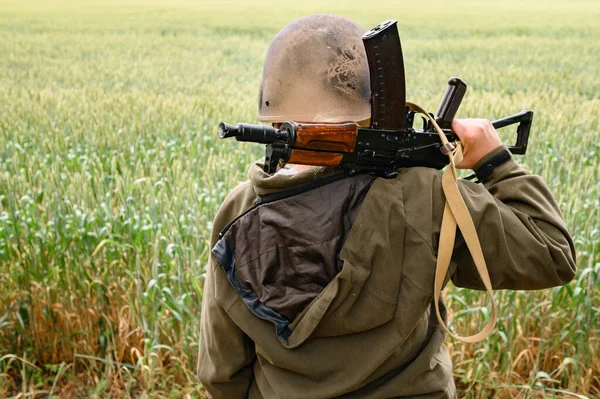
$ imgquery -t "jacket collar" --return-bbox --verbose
[248,162,342,196]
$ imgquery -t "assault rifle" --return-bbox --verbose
[218,20,533,178]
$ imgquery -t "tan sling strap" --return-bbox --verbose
[406,102,497,343]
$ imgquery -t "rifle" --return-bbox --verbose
[218,19,533,178]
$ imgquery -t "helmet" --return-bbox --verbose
[258,14,371,124]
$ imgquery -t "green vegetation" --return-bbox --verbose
[0,0,598,397]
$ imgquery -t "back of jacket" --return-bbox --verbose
[198,148,576,399]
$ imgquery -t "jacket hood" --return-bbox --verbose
[247,163,341,196]
[213,163,409,348]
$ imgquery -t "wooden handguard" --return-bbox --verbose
[287,150,344,167]
[292,122,359,152]
[283,122,358,168]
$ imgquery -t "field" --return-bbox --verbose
[0,0,599,397]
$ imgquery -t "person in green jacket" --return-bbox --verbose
[197,14,576,399]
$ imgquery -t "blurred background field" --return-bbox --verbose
[0,0,598,397]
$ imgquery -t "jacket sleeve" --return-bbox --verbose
[197,254,256,398]
[197,180,258,398]
[450,146,577,290]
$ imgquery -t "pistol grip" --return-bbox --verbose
[435,77,467,130]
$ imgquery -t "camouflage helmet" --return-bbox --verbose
[258,14,371,124]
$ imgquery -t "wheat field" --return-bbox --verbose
[0,0,599,397]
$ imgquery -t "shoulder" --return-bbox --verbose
[372,167,490,245]
[210,180,257,245]
[394,166,488,200]
[375,167,443,196]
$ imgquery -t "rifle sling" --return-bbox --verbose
[407,102,497,343]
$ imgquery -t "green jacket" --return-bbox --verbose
[198,146,576,399]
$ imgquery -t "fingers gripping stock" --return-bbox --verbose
[408,102,497,343]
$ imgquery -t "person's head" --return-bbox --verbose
[258,14,371,126]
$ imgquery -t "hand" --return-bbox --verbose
[451,118,502,169]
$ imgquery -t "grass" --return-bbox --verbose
[0,0,598,397]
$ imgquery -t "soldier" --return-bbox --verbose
[198,14,576,399]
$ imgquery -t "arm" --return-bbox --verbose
[449,119,576,290]
[197,255,256,398]
[197,181,258,398]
